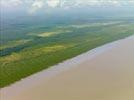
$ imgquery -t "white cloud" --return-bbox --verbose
[0,0,23,8]
[29,0,44,14]
[28,0,134,13]
[46,0,60,8]
[29,0,60,14]
[71,0,121,7]
[1,0,134,13]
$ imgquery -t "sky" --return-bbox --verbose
[0,0,134,16]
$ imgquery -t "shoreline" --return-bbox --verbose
[1,35,134,100]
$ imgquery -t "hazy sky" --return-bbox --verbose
[1,0,134,15]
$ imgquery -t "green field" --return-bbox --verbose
[0,21,134,88]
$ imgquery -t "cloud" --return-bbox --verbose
[27,0,134,13]
[46,0,60,8]
[29,0,44,14]
[70,0,134,7]
[1,0,134,13]
[69,0,121,7]
[1,0,23,8]
[29,0,61,14]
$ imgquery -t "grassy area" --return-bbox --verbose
[0,39,31,50]
[0,21,134,88]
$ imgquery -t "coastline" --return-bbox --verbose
[1,35,134,100]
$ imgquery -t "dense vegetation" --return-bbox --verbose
[0,20,134,88]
